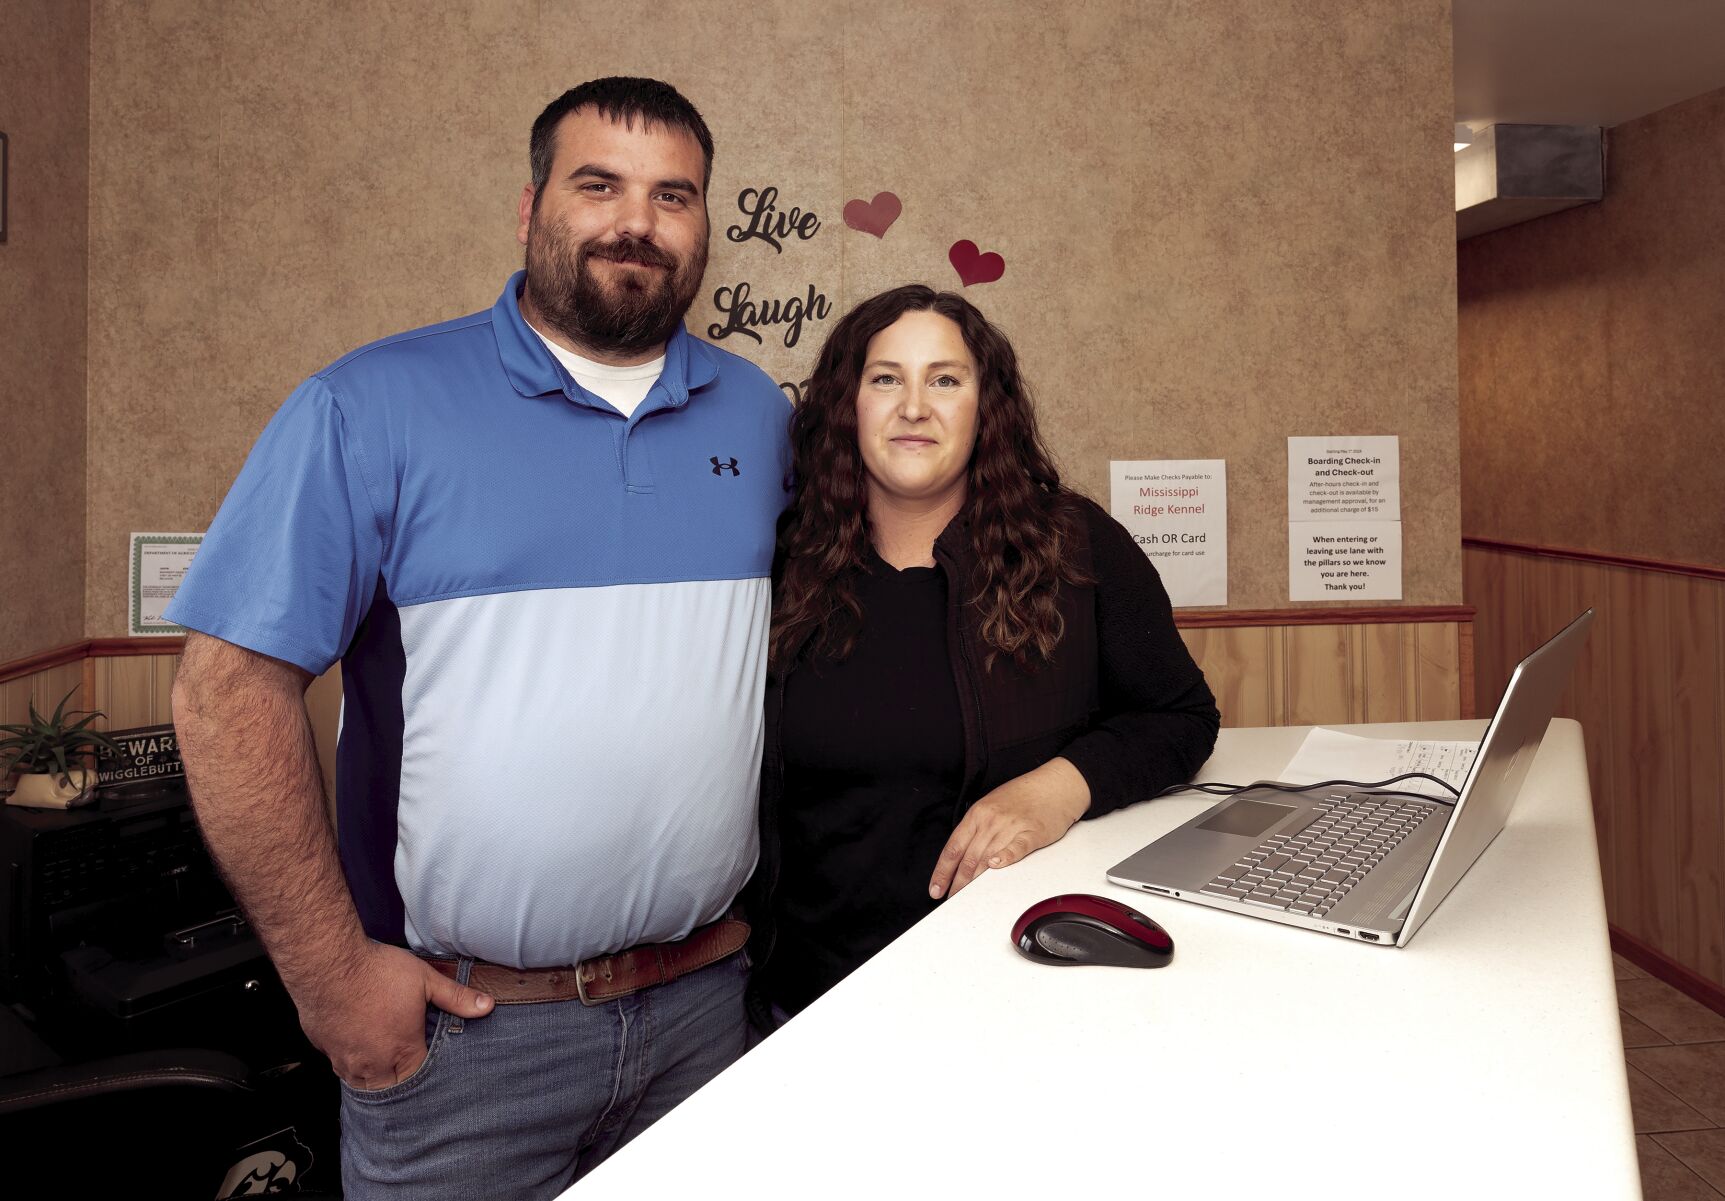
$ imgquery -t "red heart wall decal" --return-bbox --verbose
[948,240,1005,287]
[842,192,902,238]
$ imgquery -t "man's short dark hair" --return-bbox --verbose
[530,77,715,200]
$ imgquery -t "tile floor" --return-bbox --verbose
[1617,953,1725,1199]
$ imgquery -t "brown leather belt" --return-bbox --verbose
[427,916,749,1006]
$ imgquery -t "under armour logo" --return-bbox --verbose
[710,456,740,476]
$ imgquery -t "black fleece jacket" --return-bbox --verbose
[743,495,1221,1012]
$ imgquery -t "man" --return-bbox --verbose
[168,78,790,1198]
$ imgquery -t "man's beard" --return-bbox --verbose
[524,210,707,358]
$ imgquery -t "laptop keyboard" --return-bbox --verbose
[1199,793,1438,918]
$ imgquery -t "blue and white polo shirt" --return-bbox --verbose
[167,271,793,969]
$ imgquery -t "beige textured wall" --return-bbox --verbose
[1459,85,1725,568]
[83,0,1460,635]
[0,0,89,661]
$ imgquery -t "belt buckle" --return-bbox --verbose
[575,961,600,1007]
[576,956,624,1007]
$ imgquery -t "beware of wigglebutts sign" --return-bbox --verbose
[96,724,185,791]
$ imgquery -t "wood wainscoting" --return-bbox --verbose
[0,639,343,807]
[2,607,1472,815]
[1464,536,1725,1003]
[1178,607,1472,728]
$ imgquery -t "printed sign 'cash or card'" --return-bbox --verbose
[1109,460,1228,607]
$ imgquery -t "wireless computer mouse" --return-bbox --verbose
[1012,893,1174,968]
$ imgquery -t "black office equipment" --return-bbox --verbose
[4,787,216,980]
[1,783,304,1058]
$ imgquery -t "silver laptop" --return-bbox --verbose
[1107,609,1593,947]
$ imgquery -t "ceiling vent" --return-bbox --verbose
[1455,124,1604,240]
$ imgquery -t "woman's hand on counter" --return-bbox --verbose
[929,758,1091,898]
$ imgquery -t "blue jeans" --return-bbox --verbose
[339,951,749,1199]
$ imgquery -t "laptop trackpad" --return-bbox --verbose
[1198,798,1301,838]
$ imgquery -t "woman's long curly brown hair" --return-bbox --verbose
[769,284,1088,675]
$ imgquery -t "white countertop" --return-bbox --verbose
[579,720,1639,1200]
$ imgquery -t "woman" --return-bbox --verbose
[749,285,1219,1022]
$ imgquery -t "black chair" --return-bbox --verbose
[0,1004,339,1196]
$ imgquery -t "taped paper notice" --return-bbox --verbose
[1289,522,1402,601]
[1109,460,1227,607]
[1287,436,1402,601]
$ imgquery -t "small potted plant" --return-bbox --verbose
[1,687,125,809]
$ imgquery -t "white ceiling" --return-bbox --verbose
[1454,0,1725,130]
